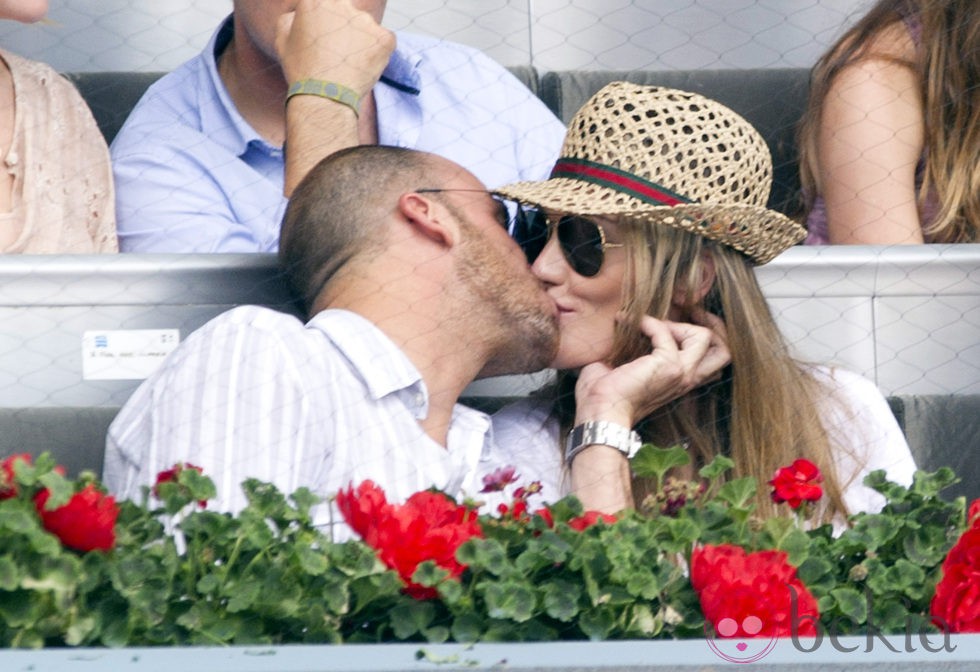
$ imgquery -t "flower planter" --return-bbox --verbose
[3,636,980,672]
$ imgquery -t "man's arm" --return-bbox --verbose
[276,0,395,196]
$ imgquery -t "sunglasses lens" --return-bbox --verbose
[557,216,605,277]
[512,206,549,264]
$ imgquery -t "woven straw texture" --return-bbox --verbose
[497,82,805,264]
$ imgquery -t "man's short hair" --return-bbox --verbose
[279,145,433,313]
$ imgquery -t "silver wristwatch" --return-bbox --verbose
[565,421,642,464]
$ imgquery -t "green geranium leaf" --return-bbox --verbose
[421,625,450,643]
[413,561,450,588]
[181,468,218,504]
[66,614,97,646]
[296,544,329,576]
[830,587,867,623]
[36,471,74,509]
[0,504,40,535]
[0,555,20,590]
[542,580,581,621]
[289,487,322,519]
[578,608,616,640]
[698,455,735,481]
[624,603,661,637]
[484,581,536,622]
[196,574,220,595]
[21,556,80,593]
[796,556,835,592]
[0,590,37,627]
[717,477,756,509]
[390,601,436,640]
[450,613,486,642]
[226,581,261,613]
[631,444,689,482]
[910,468,957,499]
[902,524,951,566]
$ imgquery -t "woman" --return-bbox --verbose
[1,0,116,253]
[493,82,915,521]
[798,0,979,245]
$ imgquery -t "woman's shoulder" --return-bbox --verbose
[834,19,917,77]
[809,365,895,419]
[3,49,101,121]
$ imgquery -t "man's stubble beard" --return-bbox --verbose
[455,227,558,379]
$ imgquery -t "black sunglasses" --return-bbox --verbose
[509,203,623,277]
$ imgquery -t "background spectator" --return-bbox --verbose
[0,0,116,253]
[111,0,565,253]
[798,0,980,245]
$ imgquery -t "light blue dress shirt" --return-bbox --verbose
[111,16,566,253]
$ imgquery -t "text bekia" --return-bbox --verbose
[790,586,956,654]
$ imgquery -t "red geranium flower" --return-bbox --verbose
[34,484,119,552]
[930,523,980,632]
[336,480,483,599]
[691,543,820,638]
[769,459,823,509]
[153,462,207,507]
[968,498,980,527]
[0,453,32,500]
[568,510,618,531]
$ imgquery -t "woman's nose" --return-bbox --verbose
[531,235,568,284]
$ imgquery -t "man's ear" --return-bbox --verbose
[672,252,717,307]
[397,192,457,248]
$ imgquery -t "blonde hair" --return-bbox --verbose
[798,0,980,243]
[551,221,853,520]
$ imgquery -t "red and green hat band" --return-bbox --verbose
[550,157,694,207]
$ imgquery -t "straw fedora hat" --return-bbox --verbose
[496,82,806,264]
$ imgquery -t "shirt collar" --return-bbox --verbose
[200,15,274,157]
[379,37,423,96]
[309,309,429,415]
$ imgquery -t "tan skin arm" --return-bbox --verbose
[569,312,730,514]
[276,0,394,197]
[816,27,925,244]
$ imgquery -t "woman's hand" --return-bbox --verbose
[574,311,731,428]
[567,311,730,514]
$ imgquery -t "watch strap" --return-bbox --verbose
[565,420,642,464]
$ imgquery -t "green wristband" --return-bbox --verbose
[286,79,361,117]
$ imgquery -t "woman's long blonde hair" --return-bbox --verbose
[550,222,854,521]
[797,0,980,243]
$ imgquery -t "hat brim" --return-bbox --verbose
[496,177,806,265]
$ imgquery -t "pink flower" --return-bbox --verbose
[480,465,520,493]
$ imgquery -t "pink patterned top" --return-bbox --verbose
[0,48,116,253]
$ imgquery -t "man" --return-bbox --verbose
[111,0,566,252]
[103,146,558,536]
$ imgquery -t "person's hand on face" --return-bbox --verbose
[275,0,394,98]
[573,310,731,428]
